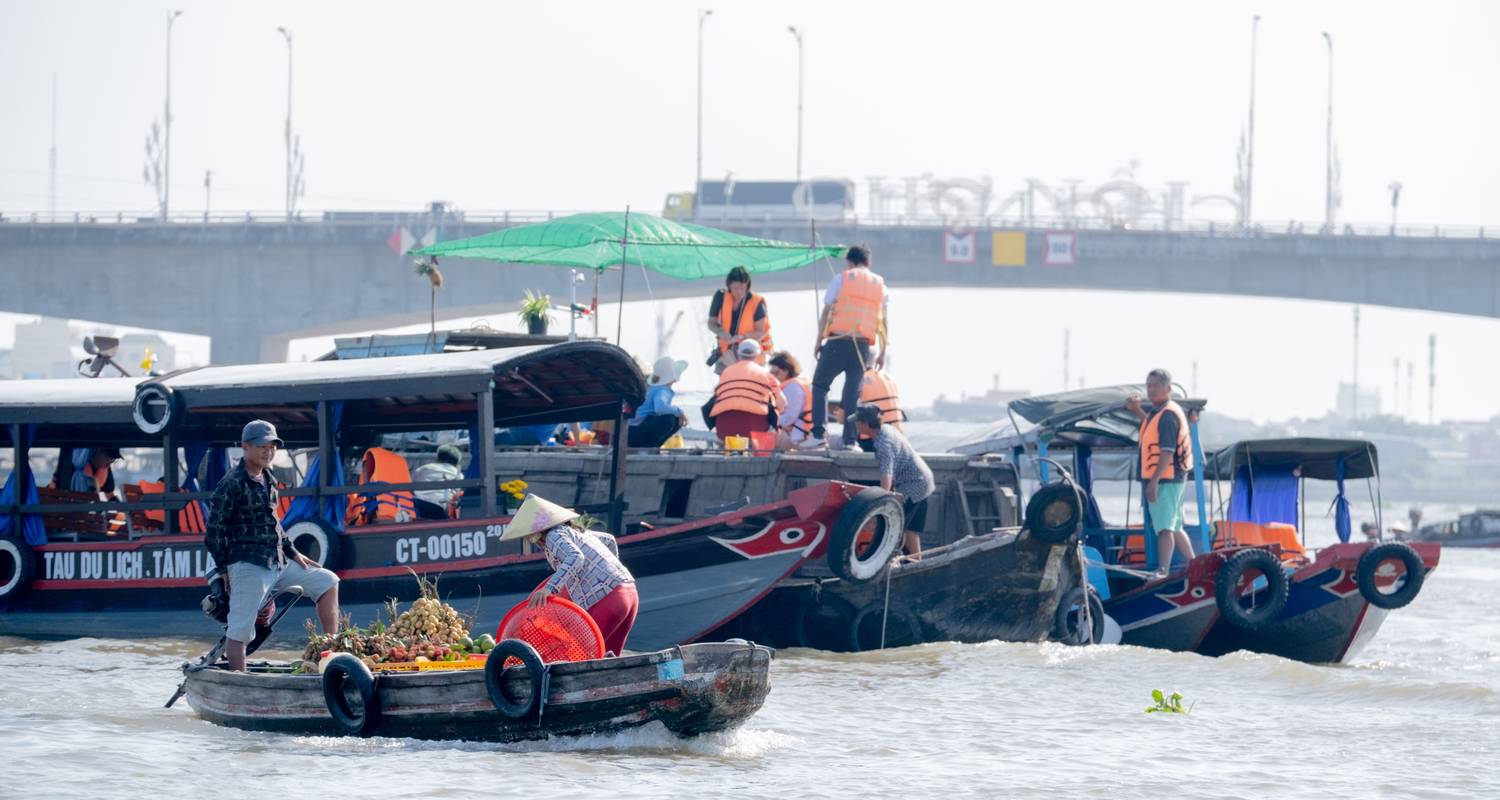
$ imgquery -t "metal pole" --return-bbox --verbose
[1246,15,1259,227]
[203,170,212,222]
[696,9,713,214]
[165,10,183,221]
[162,431,179,535]
[1388,181,1403,235]
[278,27,294,221]
[616,206,630,346]
[477,385,497,517]
[48,73,57,217]
[1352,305,1360,420]
[569,269,579,342]
[788,26,804,181]
[607,400,628,536]
[1322,31,1334,231]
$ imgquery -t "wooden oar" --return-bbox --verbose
[165,587,305,708]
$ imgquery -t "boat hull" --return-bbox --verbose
[713,529,1083,651]
[1105,551,1230,653]
[0,484,853,650]
[182,641,771,741]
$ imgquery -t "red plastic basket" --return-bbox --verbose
[497,595,606,664]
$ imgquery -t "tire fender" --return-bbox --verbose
[486,639,546,721]
[286,518,341,569]
[0,536,35,602]
[1215,548,1290,630]
[320,653,382,736]
[1052,585,1105,645]
[1024,483,1083,545]
[849,603,923,651]
[826,488,905,582]
[1356,542,1426,610]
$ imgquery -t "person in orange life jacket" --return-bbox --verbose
[707,266,772,373]
[629,356,690,448]
[1125,368,1196,577]
[853,404,934,560]
[768,351,813,450]
[804,245,888,451]
[507,494,638,657]
[207,420,340,671]
[709,339,786,442]
[51,446,122,496]
[850,368,905,453]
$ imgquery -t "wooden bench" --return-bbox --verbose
[36,486,127,540]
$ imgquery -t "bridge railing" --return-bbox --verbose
[0,208,1488,240]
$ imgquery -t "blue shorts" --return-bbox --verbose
[226,560,339,642]
[1147,481,1186,534]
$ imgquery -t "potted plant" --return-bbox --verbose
[518,289,551,335]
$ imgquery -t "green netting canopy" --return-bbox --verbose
[414,211,843,280]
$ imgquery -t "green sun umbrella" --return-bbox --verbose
[414,210,842,278]
[414,210,844,342]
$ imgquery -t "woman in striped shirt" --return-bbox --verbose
[504,494,638,656]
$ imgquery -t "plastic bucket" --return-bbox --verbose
[749,430,776,455]
[724,435,748,451]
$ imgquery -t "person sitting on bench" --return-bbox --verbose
[412,444,464,520]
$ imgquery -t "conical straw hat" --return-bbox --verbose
[501,494,580,541]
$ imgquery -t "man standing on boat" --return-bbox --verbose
[1126,370,1196,576]
[206,420,341,671]
[803,245,887,450]
[854,404,932,560]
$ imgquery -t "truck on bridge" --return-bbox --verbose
[663,179,854,222]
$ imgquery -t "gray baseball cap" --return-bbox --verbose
[240,419,284,447]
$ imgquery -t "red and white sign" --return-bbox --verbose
[944,230,976,264]
[387,226,416,255]
[1043,232,1077,266]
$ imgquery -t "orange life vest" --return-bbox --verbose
[781,375,814,434]
[860,369,904,431]
[717,291,773,357]
[137,480,207,533]
[1138,400,1193,480]
[825,267,885,343]
[710,360,779,418]
[347,447,417,525]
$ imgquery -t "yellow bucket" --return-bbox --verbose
[662,433,685,450]
[724,435,748,451]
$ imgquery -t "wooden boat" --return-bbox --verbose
[1412,509,1500,548]
[0,343,862,649]
[954,386,1441,663]
[180,641,772,741]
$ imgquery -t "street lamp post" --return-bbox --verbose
[277,26,295,221]
[1388,181,1404,235]
[1322,31,1335,231]
[1245,15,1260,228]
[696,9,713,215]
[788,25,804,181]
[164,9,183,221]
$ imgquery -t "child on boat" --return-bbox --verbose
[504,495,638,656]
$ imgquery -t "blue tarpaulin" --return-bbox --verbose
[1332,458,1351,543]
[0,467,46,547]
[1229,465,1299,526]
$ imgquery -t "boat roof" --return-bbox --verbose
[950,384,1206,456]
[1201,437,1379,481]
[1,342,646,448]
[0,378,147,447]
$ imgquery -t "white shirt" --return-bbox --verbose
[778,379,808,442]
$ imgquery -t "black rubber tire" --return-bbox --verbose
[486,639,546,721]
[1356,542,1426,610]
[1215,548,1290,630]
[320,654,382,736]
[849,604,924,651]
[793,595,856,652]
[132,383,181,435]
[1052,585,1106,645]
[0,536,35,602]
[826,488,905,582]
[286,518,341,569]
[1025,483,1083,545]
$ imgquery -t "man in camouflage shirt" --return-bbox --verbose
[207,420,340,670]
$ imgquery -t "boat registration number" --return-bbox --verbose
[393,530,493,564]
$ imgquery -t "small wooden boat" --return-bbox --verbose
[180,640,772,741]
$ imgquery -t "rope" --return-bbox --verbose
[879,556,894,649]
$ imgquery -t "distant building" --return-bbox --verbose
[1334,382,1382,421]
[11,318,77,379]
[0,348,12,379]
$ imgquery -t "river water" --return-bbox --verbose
[3,540,1496,799]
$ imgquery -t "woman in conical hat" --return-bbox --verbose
[501,494,638,656]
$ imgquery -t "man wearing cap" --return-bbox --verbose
[206,420,341,671]
[628,356,690,448]
[412,444,465,520]
[853,403,934,561]
[505,494,637,656]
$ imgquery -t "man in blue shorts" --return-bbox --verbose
[1126,369,1196,576]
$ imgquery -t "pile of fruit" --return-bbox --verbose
[297,575,495,672]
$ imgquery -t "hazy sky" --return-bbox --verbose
[2,1,1497,423]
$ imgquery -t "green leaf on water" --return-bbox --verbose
[1152,689,1165,704]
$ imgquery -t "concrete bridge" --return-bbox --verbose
[2,214,1497,364]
